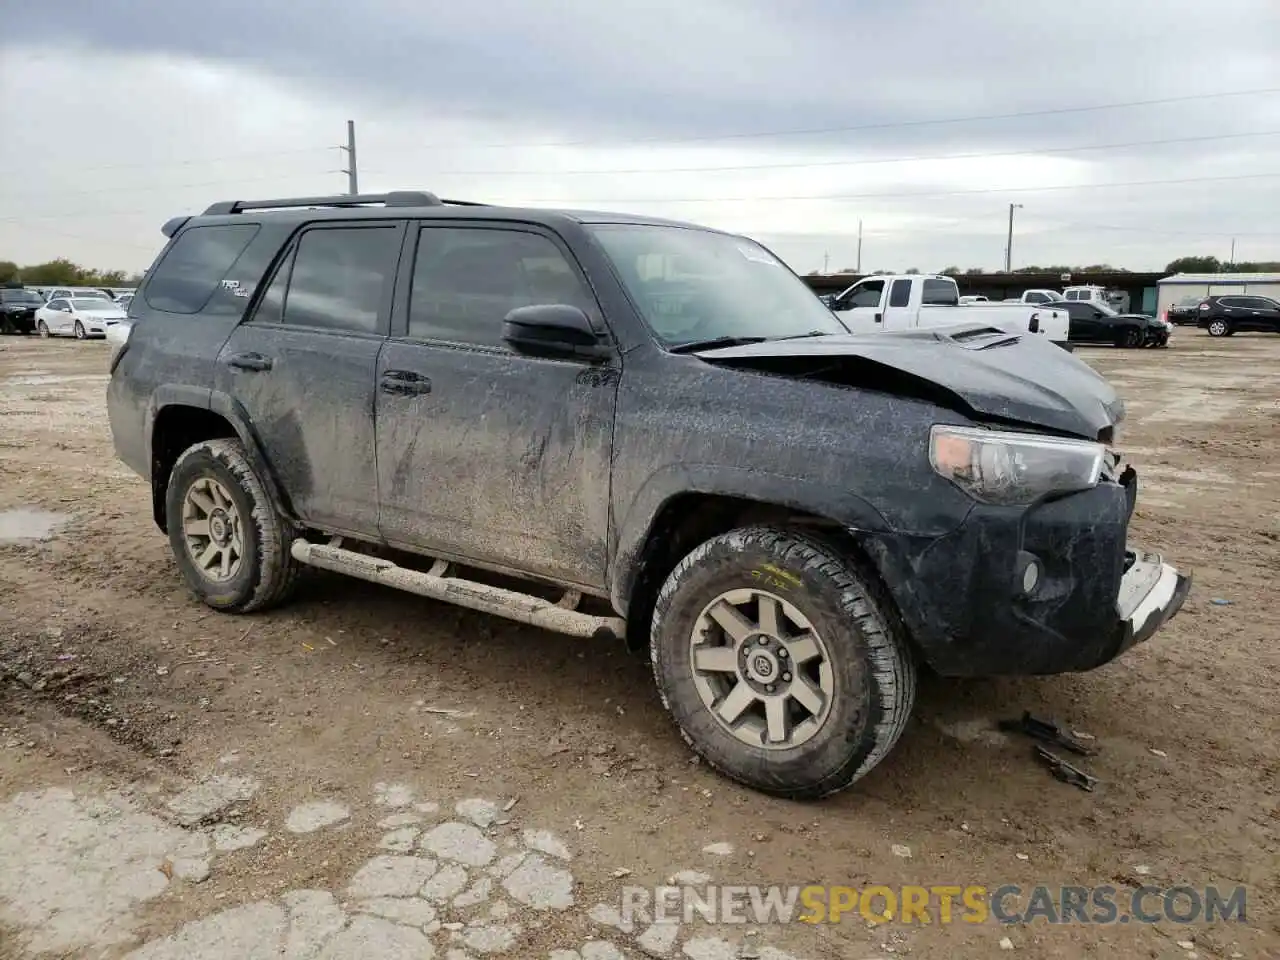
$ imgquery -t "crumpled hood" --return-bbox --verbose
[695,325,1124,439]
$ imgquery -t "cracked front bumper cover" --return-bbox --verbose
[1113,550,1191,656]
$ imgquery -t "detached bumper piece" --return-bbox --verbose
[1113,549,1191,656]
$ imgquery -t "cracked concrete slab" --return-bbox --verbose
[2,784,813,960]
[347,855,440,898]
[0,787,208,954]
[420,821,497,867]
[165,775,259,827]
[285,800,351,834]
[502,854,575,910]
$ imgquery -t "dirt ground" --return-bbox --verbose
[0,331,1276,960]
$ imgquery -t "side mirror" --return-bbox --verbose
[502,304,610,361]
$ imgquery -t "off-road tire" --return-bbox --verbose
[165,438,301,614]
[650,526,916,800]
[1206,319,1230,337]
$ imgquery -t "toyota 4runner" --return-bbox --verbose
[107,191,1191,799]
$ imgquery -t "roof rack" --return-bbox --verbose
[201,191,487,216]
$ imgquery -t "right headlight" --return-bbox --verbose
[929,425,1106,506]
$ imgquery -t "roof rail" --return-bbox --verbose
[200,191,470,216]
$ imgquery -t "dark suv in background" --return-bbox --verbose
[106,190,1189,799]
[0,285,42,334]
[1196,295,1280,337]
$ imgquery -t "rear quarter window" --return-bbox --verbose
[144,223,261,314]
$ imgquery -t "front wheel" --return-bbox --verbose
[1207,319,1230,337]
[165,438,301,613]
[1118,327,1143,348]
[37,321,50,338]
[73,320,86,340]
[650,526,916,800]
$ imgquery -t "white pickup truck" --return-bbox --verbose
[827,275,1071,349]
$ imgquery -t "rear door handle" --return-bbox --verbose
[380,370,432,395]
[225,352,273,372]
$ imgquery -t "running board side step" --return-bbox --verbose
[290,539,625,641]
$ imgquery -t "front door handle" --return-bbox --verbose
[225,352,273,372]
[380,370,432,395]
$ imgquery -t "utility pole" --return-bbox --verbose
[1229,237,1237,266]
[823,251,830,274]
[1005,203,1023,273]
[339,120,359,195]
[856,220,863,273]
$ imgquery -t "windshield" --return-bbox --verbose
[0,290,42,303]
[1042,290,1065,301]
[1094,302,1118,317]
[72,298,116,311]
[589,224,847,347]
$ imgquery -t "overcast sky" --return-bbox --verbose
[3,0,1279,276]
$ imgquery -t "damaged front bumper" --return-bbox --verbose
[1113,550,1191,654]
[859,465,1191,677]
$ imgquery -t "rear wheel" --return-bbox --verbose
[650,526,916,800]
[1207,319,1230,337]
[165,438,301,613]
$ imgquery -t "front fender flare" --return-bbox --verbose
[609,462,892,614]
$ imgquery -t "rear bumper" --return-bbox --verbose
[860,469,1189,676]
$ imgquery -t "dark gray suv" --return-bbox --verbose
[107,191,1190,799]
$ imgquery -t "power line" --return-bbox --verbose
[360,128,1280,178]
[0,146,333,178]
[5,86,1278,182]
[6,172,1280,226]
[4,172,330,206]
[466,171,1280,205]
[13,128,1279,210]
[397,86,1280,150]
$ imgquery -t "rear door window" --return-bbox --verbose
[279,225,401,334]
[888,279,912,308]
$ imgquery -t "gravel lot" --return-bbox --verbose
[0,331,1276,959]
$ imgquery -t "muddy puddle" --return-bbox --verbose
[0,509,69,543]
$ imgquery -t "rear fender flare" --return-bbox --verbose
[146,386,296,526]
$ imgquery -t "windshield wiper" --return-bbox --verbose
[668,336,770,354]
[775,330,834,341]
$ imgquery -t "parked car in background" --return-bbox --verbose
[1063,285,1110,305]
[115,292,134,309]
[1057,300,1168,348]
[1196,295,1280,337]
[0,286,44,334]
[45,286,113,302]
[958,295,989,303]
[828,274,1070,348]
[1005,288,1065,305]
[1165,296,1204,325]
[35,297,129,339]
